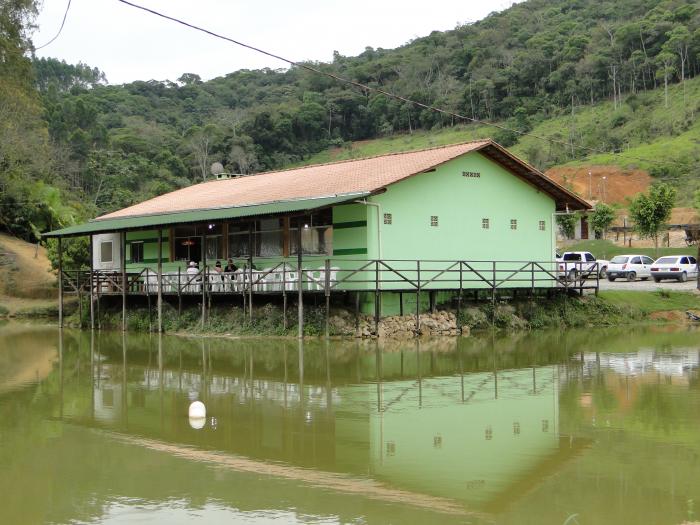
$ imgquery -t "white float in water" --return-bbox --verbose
[189,400,206,418]
[189,416,206,430]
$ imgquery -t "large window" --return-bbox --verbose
[228,223,251,258]
[174,224,223,263]
[174,226,201,262]
[256,218,284,257]
[290,211,333,255]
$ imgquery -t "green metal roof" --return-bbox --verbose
[43,194,369,238]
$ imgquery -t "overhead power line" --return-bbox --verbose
[116,0,686,170]
[35,0,72,51]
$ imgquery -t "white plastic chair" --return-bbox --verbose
[305,269,320,290]
[284,269,298,291]
[258,268,276,292]
[145,272,158,293]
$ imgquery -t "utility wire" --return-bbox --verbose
[116,0,686,170]
[35,0,72,50]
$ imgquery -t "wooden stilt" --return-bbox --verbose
[58,237,64,329]
[297,222,303,338]
[429,290,436,314]
[354,292,360,333]
[415,261,421,335]
[157,229,163,333]
[283,262,288,330]
[399,292,404,316]
[146,269,152,332]
[248,222,254,322]
[324,258,330,338]
[177,267,182,319]
[457,263,463,321]
[89,235,95,331]
[77,271,83,328]
[121,232,126,332]
[201,231,207,329]
[374,260,380,335]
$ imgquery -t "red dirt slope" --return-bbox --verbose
[545,166,652,205]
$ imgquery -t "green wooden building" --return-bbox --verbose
[45,139,590,326]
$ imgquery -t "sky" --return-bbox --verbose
[33,0,520,85]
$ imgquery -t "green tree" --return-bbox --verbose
[556,213,579,240]
[629,183,676,256]
[590,203,616,239]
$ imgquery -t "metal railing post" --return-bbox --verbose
[57,237,63,329]
[374,260,380,335]
[415,260,421,335]
[457,262,463,321]
[325,258,331,338]
[282,263,288,330]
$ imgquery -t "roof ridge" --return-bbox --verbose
[177,138,494,189]
[240,138,494,178]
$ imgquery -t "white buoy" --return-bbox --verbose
[189,400,206,418]
[189,416,206,430]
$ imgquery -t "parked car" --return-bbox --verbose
[650,255,699,282]
[557,251,609,281]
[606,254,655,281]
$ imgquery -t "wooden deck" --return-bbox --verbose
[58,258,600,336]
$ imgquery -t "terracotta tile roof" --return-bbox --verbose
[97,139,588,221]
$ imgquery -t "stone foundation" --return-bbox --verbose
[329,310,469,338]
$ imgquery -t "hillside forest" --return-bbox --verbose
[2,0,700,260]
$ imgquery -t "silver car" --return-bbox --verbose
[650,255,699,282]
[606,254,654,282]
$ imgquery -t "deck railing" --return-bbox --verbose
[61,258,600,297]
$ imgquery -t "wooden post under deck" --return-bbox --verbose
[89,235,95,330]
[157,229,163,333]
[57,237,63,329]
[121,232,126,332]
[201,231,207,329]
[415,261,421,335]
[297,222,303,338]
[248,222,254,322]
[324,258,330,338]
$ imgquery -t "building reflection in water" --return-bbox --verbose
[47,328,700,514]
[60,332,569,509]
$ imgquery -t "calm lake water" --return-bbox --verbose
[2,322,700,525]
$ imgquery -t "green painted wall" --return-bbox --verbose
[369,152,554,261]
[125,230,173,272]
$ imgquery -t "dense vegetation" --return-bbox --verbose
[2,0,700,246]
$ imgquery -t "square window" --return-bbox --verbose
[510,219,518,230]
[386,441,396,456]
[383,213,392,225]
[539,220,546,231]
[430,215,439,227]
[100,241,113,263]
[482,218,489,229]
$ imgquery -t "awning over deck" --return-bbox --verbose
[43,193,369,238]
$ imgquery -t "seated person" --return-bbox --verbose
[224,258,238,273]
[186,261,199,277]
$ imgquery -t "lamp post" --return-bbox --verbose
[601,176,607,202]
